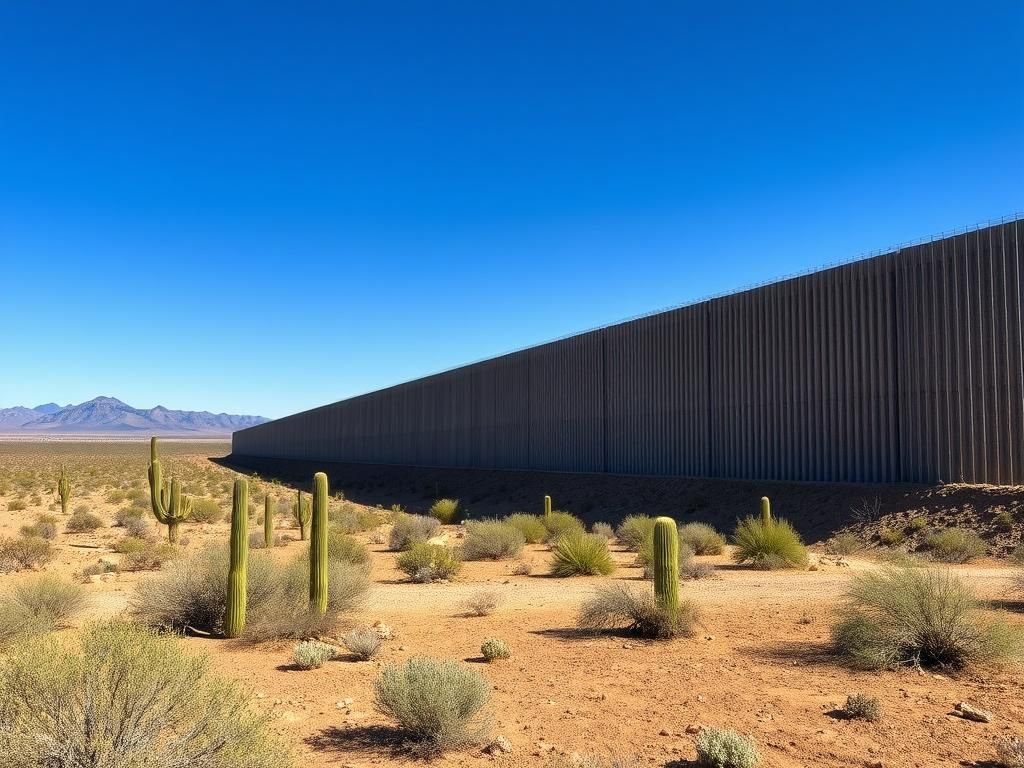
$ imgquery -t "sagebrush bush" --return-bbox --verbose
[292,639,336,669]
[996,736,1024,768]
[480,637,510,661]
[832,567,1023,669]
[389,513,441,551]
[578,583,699,639]
[20,514,58,540]
[616,515,654,551]
[0,575,86,644]
[460,520,525,560]
[396,542,462,583]
[326,527,371,566]
[924,528,987,563]
[190,497,223,524]
[461,589,500,617]
[504,513,547,543]
[732,516,808,569]
[374,656,490,753]
[826,532,862,555]
[0,535,53,572]
[679,522,725,555]
[543,510,586,543]
[591,522,615,540]
[343,628,383,660]
[121,515,151,538]
[430,498,461,524]
[0,622,290,767]
[550,533,615,577]
[66,509,104,532]
[695,727,760,768]
[841,692,881,722]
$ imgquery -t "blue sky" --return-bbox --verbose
[1,2,1021,418]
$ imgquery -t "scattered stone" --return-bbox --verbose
[954,702,993,723]
[659,728,670,736]
[685,724,701,734]
[485,736,513,754]
[371,621,394,639]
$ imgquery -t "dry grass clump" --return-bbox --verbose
[923,527,987,563]
[543,511,586,543]
[326,528,371,566]
[374,656,491,754]
[0,575,86,644]
[480,637,511,661]
[616,515,654,551]
[0,621,290,767]
[20,514,58,540]
[0,535,53,572]
[389,513,441,551]
[190,497,223,524]
[119,539,178,571]
[550,533,615,577]
[66,508,104,532]
[510,560,533,576]
[678,522,725,555]
[461,520,525,560]
[429,498,461,524]
[878,528,906,547]
[461,589,501,617]
[396,542,462,583]
[681,561,718,580]
[840,692,881,721]
[996,736,1024,767]
[591,522,615,540]
[578,583,699,639]
[694,727,760,767]
[826,532,863,555]
[832,567,1023,670]
[504,513,547,543]
[292,639,336,669]
[342,628,384,660]
[331,505,382,533]
[732,516,808,569]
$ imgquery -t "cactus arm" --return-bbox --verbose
[309,473,329,614]
[223,478,249,638]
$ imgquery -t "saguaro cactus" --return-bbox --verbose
[544,495,552,518]
[148,436,193,543]
[263,494,274,548]
[760,496,772,525]
[293,490,311,540]
[309,472,329,614]
[224,477,249,638]
[652,516,679,620]
[56,466,71,515]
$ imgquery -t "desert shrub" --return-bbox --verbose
[840,693,881,722]
[995,509,1016,530]
[578,582,699,639]
[66,508,104,532]
[543,511,586,544]
[511,560,532,575]
[190,497,223,524]
[637,529,694,573]
[616,515,654,551]
[831,567,1023,669]
[331,505,381,533]
[681,561,718,580]
[0,621,290,767]
[248,531,268,549]
[106,488,126,504]
[79,560,119,580]
[503,513,547,543]
[550,533,615,577]
[1012,544,1024,565]
[591,522,615,540]
[114,535,153,554]
[396,542,462,583]
[826,531,862,555]
[878,528,906,546]
[907,515,929,532]
[115,505,146,525]
[461,590,500,617]
[480,637,510,661]
[292,639,336,669]
[544,757,643,768]
[7,498,27,511]
[430,498,461,524]
[0,535,53,572]
[374,656,490,753]
[996,736,1024,768]
[679,522,725,555]
[924,528,987,563]
[694,727,760,768]
[122,515,152,538]
[0,575,86,644]
[327,528,371,566]
[732,516,808,569]
[121,541,178,571]
[342,628,383,660]
[461,520,525,560]
[389,513,441,551]
[20,514,58,540]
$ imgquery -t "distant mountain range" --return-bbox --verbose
[0,397,270,435]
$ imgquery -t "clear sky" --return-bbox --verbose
[1,2,1021,418]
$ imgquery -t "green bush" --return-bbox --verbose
[429,498,461,524]
[374,656,490,753]
[190,498,223,524]
[0,575,86,644]
[878,528,906,546]
[0,622,290,767]
[460,520,525,560]
[678,522,725,555]
[292,639,336,669]
[732,516,808,569]
[327,527,371,566]
[826,532,863,555]
[615,515,654,551]
[695,727,760,768]
[0,535,53,572]
[578,583,699,639]
[331,505,382,533]
[907,515,929,532]
[480,637,511,661]
[543,510,586,543]
[550,533,615,577]
[66,509,104,532]
[924,528,987,563]
[831,567,1023,670]
[503,513,547,543]
[396,542,463,583]
[994,509,1016,531]
[389,513,441,551]
[840,693,881,722]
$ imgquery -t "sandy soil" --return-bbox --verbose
[1,441,1022,768]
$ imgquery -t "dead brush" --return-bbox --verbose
[460,589,501,617]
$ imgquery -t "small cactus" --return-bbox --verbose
[309,472,329,614]
[293,489,311,540]
[760,496,772,525]
[652,517,679,620]
[263,494,274,548]
[543,495,552,518]
[148,436,193,544]
[56,466,71,515]
[223,477,249,638]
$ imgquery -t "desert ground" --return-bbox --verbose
[0,439,1022,767]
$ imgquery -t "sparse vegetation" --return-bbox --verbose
[504,512,547,543]
[840,692,881,721]
[0,575,86,644]
[591,521,615,540]
[396,542,463,582]
[578,583,699,639]
[430,497,461,524]
[826,531,862,555]
[190,497,223,523]
[342,627,384,660]
[878,528,906,546]
[615,515,654,551]
[732,516,808,569]
[66,507,104,532]
[119,539,178,571]
[0,535,53,572]
[679,522,725,555]
[480,637,511,660]
[326,527,371,566]
[19,513,58,540]
[550,532,615,576]
[907,515,928,532]
[832,567,1023,669]
[460,519,525,560]
[389,512,441,551]
[292,639,336,669]
[996,736,1024,767]
[694,727,760,768]
[542,510,586,543]
[923,527,987,563]
[461,589,501,616]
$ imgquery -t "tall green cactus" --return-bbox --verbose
[56,466,71,515]
[263,494,274,548]
[309,472,329,614]
[543,494,552,518]
[224,477,249,638]
[293,489,311,540]
[148,436,193,544]
[652,516,679,620]
[760,496,772,525]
